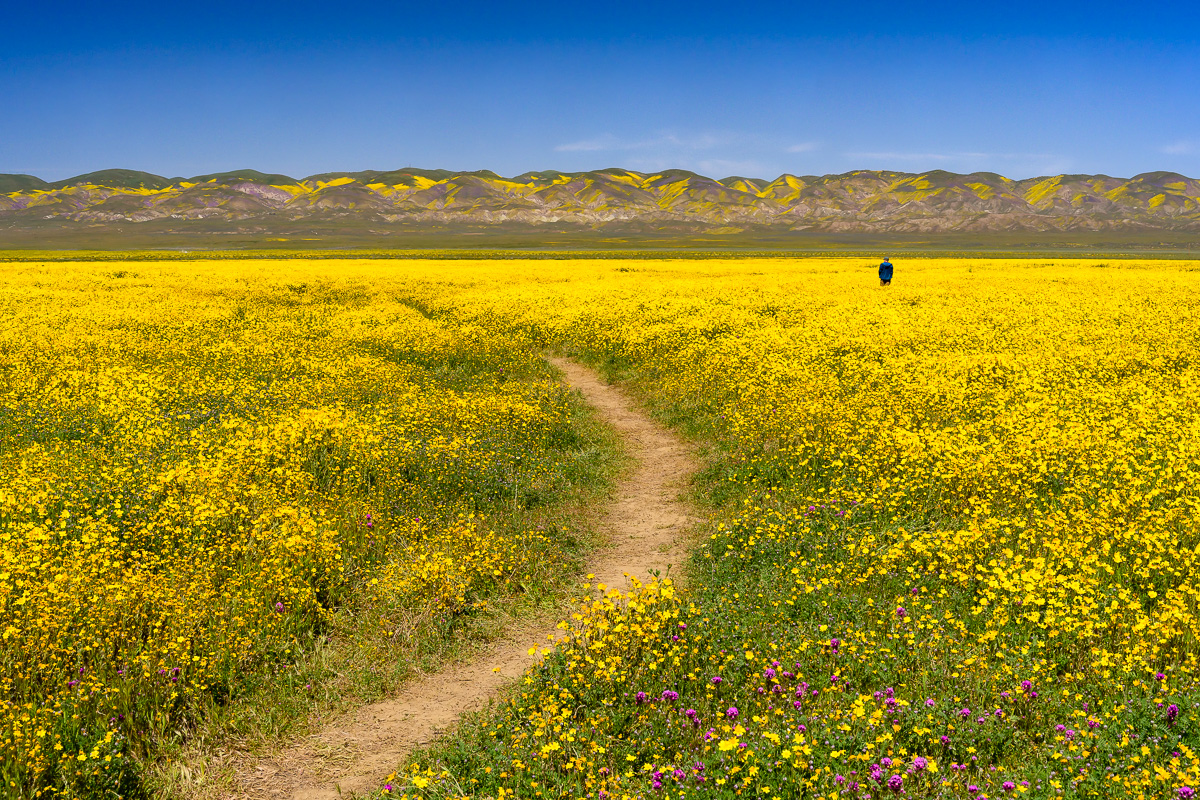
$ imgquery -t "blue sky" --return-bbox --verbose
[2,1,1198,181]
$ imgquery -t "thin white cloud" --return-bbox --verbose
[555,134,622,152]
[849,151,992,161]
[669,133,733,150]
[556,131,744,154]
[1161,140,1196,156]
[785,142,818,153]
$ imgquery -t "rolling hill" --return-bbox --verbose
[3,167,1200,245]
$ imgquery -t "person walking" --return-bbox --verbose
[879,256,894,287]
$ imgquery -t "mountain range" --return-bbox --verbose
[3,167,1200,238]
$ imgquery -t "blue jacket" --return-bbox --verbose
[879,260,894,280]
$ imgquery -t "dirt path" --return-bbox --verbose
[227,357,699,800]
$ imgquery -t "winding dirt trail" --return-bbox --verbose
[227,357,699,799]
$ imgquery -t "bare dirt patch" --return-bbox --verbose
[223,357,700,799]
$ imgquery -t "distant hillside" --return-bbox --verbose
[47,169,178,190]
[3,167,1200,238]
[0,174,49,193]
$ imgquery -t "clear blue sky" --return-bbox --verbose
[3,1,1197,181]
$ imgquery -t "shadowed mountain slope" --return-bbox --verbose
[4,167,1200,236]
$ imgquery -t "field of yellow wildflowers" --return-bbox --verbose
[368,256,1200,799]
[4,254,1199,799]
[0,258,620,798]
